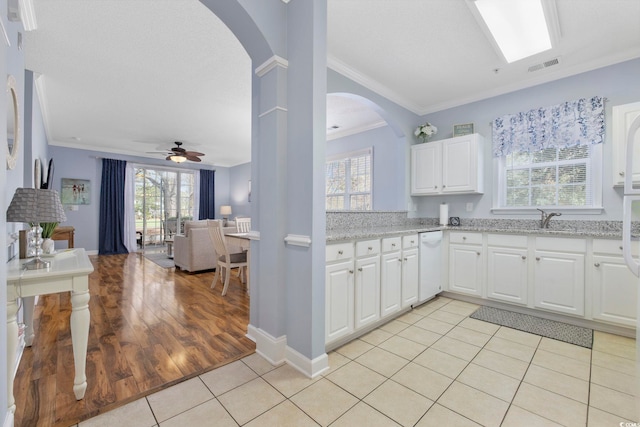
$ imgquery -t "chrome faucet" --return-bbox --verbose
[537,209,562,229]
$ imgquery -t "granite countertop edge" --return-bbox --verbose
[326,225,624,242]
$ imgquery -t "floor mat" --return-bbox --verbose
[143,252,175,269]
[470,306,593,349]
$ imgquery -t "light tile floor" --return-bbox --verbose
[78,297,638,427]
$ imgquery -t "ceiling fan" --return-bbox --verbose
[153,141,205,163]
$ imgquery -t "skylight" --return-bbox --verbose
[471,0,553,63]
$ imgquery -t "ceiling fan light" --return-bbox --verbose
[170,155,187,163]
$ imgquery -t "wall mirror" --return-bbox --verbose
[6,74,20,170]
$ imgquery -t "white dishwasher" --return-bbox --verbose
[419,231,443,303]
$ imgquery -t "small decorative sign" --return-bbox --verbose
[453,123,474,137]
[61,178,91,205]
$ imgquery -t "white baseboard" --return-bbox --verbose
[247,324,287,366]
[285,346,329,378]
[3,411,14,427]
[247,324,329,378]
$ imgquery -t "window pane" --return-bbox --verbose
[506,188,530,206]
[507,169,529,187]
[558,164,586,184]
[326,195,344,210]
[532,148,557,163]
[350,194,371,210]
[326,160,346,195]
[559,185,586,206]
[506,151,531,167]
[532,186,556,205]
[559,145,589,160]
[531,167,556,185]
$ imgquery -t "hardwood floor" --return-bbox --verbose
[12,253,254,427]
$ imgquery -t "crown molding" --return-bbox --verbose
[255,55,288,77]
[19,0,37,31]
[327,55,422,115]
[327,120,387,141]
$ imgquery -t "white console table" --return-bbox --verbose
[6,248,94,417]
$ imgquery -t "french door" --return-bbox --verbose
[134,167,195,251]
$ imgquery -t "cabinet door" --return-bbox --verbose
[592,255,638,327]
[401,248,419,308]
[487,246,528,305]
[325,260,354,344]
[411,143,442,195]
[355,255,381,329]
[449,244,483,296]
[381,251,402,317]
[442,135,479,194]
[612,102,640,185]
[534,250,585,316]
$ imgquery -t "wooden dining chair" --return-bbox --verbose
[208,221,247,295]
[235,217,251,233]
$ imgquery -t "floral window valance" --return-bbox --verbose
[492,96,604,157]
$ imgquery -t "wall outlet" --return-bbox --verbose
[466,202,473,212]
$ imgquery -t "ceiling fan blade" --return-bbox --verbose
[184,150,205,156]
[186,155,202,162]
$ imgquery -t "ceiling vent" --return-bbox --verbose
[528,57,561,73]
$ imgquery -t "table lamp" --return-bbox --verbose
[220,205,232,226]
[6,188,67,270]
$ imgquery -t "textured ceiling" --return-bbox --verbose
[23,0,640,167]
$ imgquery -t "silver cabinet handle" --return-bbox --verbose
[392,243,396,247]
[368,246,373,251]
[594,263,600,267]
[443,185,446,188]
[620,171,625,176]
[620,246,623,250]
[522,255,526,260]
[338,250,343,255]
[398,258,402,262]
[476,252,480,256]
[435,185,438,189]
[536,257,541,261]
[349,270,354,274]
[404,257,408,261]
[358,267,363,271]
[462,236,467,240]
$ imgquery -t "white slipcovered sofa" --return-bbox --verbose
[173,219,238,272]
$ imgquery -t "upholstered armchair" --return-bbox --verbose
[173,219,238,272]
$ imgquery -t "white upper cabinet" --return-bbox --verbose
[612,102,640,186]
[411,133,484,195]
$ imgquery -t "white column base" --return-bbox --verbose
[247,324,328,378]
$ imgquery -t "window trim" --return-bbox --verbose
[492,144,603,214]
[326,147,373,211]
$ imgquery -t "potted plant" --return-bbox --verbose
[40,222,58,254]
[414,122,438,142]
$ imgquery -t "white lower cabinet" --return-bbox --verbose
[487,235,528,305]
[326,235,421,346]
[401,235,420,308]
[325,259,354,344]
[381,237,402,317]
[533,238,585,317]
[449,232,483,296]
[354,240,381,329]
[592,239,638,327]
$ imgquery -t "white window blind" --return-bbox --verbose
[326,148,372,210]
[501,145,597,208]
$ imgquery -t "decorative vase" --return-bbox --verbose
[42,238,55,255]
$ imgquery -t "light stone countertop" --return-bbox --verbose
[326,224,625,242]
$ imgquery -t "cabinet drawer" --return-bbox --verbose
[487,234,527,248]
[326,242,354,262]
[403,234,419,249]
[356,239,381,257]
[450,232,482,245]
[536,236,586,252]
[382,237,402,252]
[593,239,640,256]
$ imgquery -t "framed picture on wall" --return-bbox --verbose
[61,178,91,205]
[453,123,474,137]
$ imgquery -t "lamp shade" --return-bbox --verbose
[220,205,232,216]
[6,188,67,224]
